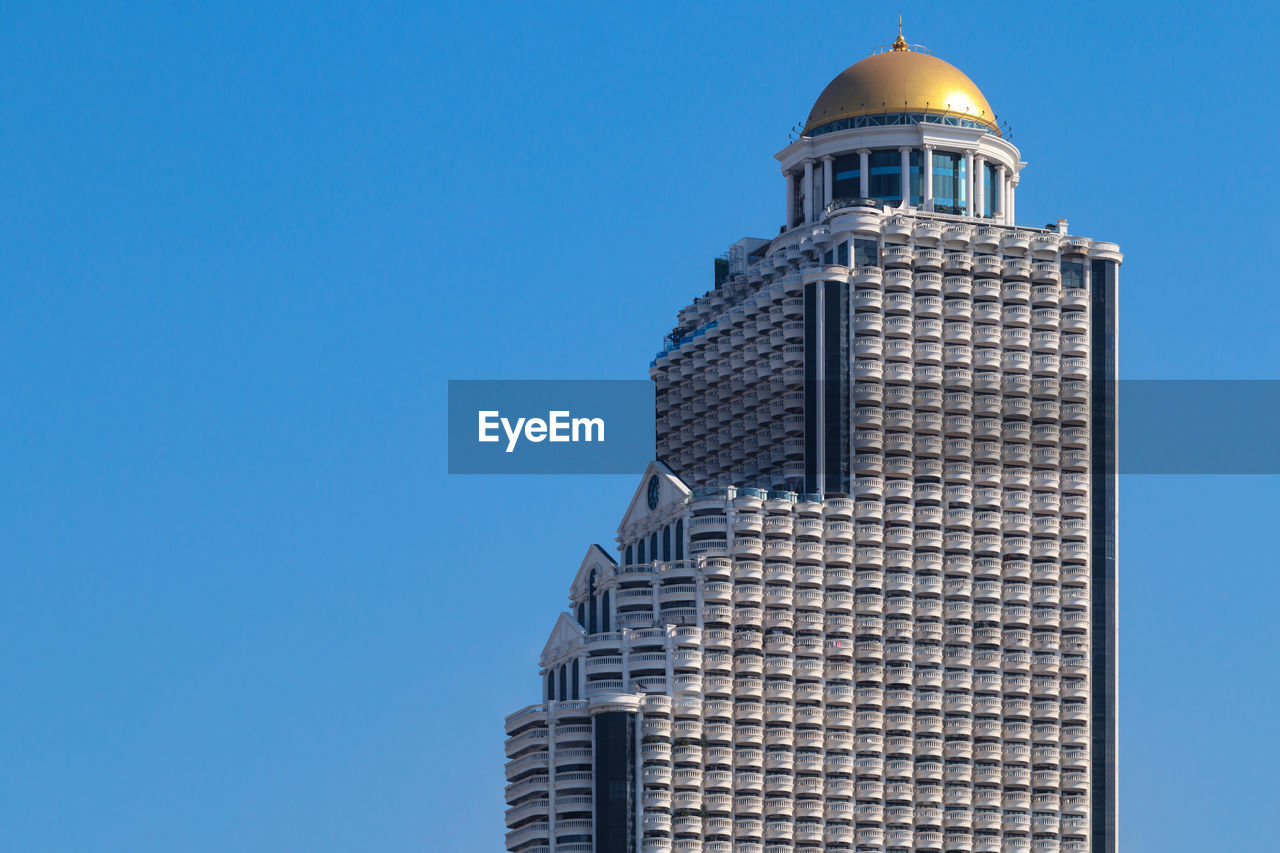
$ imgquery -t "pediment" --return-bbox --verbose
[616,460,690,541]
[540,611,586,666]
[569,543,616,599]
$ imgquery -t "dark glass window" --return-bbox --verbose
[868,150,900,201]
[589,594,598,633]
[662,525,671,560]
[910,150,923,206]
[833,153,861,199]
[932,151,965,214]
[602,590,611,632]
[837,241,849,266]
[637,539,645,563]
[675,520,684,560]
[594,712,637,853]
[625,544,633,565]
[984,163,997,216]
[1063,260,1085,290]
[588,568,597,632]
[823,249,834,264]
[824,280,851,494]
[571,659,580,700]
[649,532,658,563]
[867,149,921,205]
[791,175,804,228]
[577,602,586,627]
[558,664,567,701]
[804,281,820,491]
[546,671,554,701]
[854,238,880,267]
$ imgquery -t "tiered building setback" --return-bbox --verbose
[504,30,1119,853]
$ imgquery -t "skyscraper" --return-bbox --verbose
[504,31,1119,853]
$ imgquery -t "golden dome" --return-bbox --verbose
[804,43,1000,136]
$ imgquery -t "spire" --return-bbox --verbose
[892,14,909,51]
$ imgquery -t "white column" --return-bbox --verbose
[784,170,795,230]
[1009,174,1019,224]
[964,150,975,217]
[803,159,815,223]
[547,711,557,841]
[620,630,632,691]
[899,147,912,208]
[858,148,870,198]
[822,156,834,210]
[664,630,675,695]
[996,165,1008,223]
[922,145,934,211]
[973,154,986,218]
[694,575,705,630]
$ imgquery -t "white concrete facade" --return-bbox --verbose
[503,40,1122,853]
[507,449,1099,853]
[651,207,1121,493]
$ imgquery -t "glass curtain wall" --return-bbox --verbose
[818,147,1001,212]
[984,163,998,216]
[931,151,967,214]
[867,150,921,206]
[833,153,860,200]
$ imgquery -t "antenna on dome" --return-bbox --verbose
[892,14,910,52]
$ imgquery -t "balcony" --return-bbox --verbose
[763,541,794,561]
[1032,261,1061,284]
[504,822,551,849]
[884,291,913,315]
[659,583,698,605]
[973,256,1002,277]
[855,263,885,286]
[884,245,914,268]
[853,287,883,313]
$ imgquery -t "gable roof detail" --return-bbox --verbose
[539,611,586,667]
[569,543,616,599]
[616,460,690,542]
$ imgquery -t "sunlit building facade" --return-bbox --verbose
[504,31,1119,853]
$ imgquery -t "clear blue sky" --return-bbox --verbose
[1,2,1276,851]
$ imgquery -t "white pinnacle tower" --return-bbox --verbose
[505,30,1119,853]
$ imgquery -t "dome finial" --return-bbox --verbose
[892,14,909,51]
